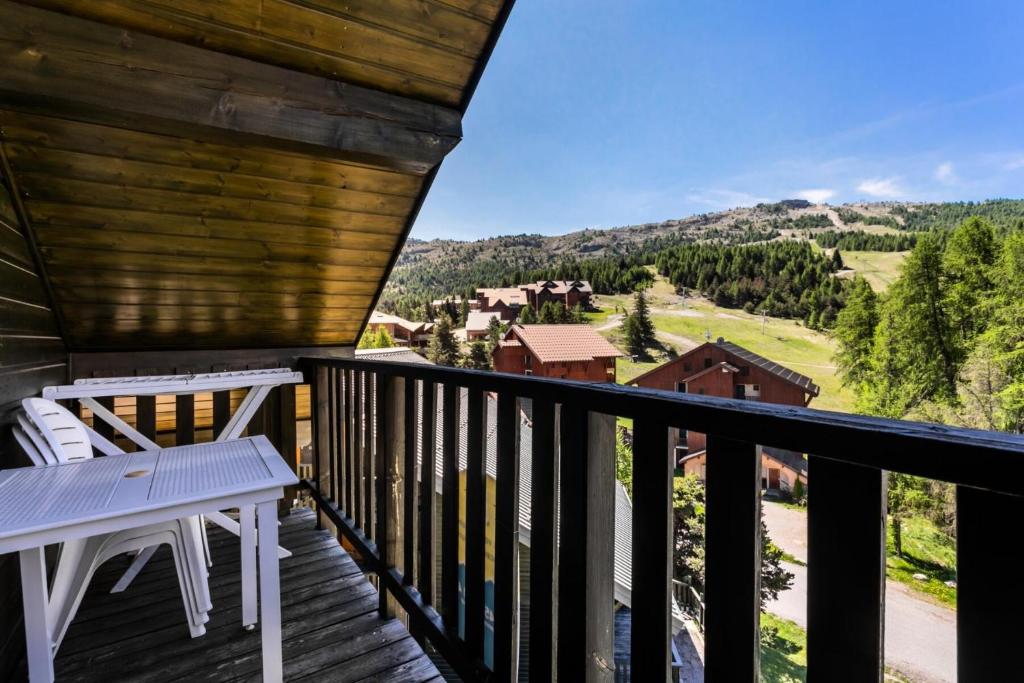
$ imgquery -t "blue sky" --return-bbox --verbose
[413,0,1024,240]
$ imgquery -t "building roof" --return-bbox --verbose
[464,310,510,332]
[505,325,623,363]
[628,338,820,397]
[526,279,594,295]
[679,361,739,384]
[476,287,528,307]
[353,347,432,364]
[715,339,820,396]
[367,312,426,334]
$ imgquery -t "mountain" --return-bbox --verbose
[381,199,1024,314]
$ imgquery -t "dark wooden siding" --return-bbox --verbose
[0,165,67,680]
[14,0,505,108]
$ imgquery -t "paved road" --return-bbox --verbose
[763,502,955,683]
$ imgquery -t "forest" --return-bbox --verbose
[654,241,849,328]
[889,199,1024,232]
[814,229,916,251]
[834,216,1023,431]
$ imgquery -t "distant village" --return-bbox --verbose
[366,278,815,496]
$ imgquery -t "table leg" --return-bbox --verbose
[19,547,54,683]
[241,504,257,628]
[257,501,282,683]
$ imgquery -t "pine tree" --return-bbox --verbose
[833,277,878,386]
[357,326,395,349]
[486,316,503,348]
[518,304,537,324]
[632,289,655,345]
[831,248,844,270]
[539,301,560,324]
[459,298,470,327]
[428,314,461,367]
[464,341,491,370]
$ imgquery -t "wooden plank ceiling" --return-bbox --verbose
[0,0,513,350]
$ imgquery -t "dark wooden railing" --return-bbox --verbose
[299,356,1024,682]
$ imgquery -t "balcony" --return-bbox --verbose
[296,356,1024,682]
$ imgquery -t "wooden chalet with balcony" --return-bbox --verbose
[2,2,1024,683]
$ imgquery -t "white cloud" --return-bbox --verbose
[934,162,958,184]
[685,188,771,209]
[1004,157,1024,171]
[794,188,835,204]
[856,177,904,198]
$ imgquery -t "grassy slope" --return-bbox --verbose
[886,515,957,607]
[592,274,856,413]
[760,613,806,682]
[841,251,909,293]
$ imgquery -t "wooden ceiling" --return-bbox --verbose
[0,0,514,351]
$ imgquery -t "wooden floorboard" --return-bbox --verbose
[15,508,442,682]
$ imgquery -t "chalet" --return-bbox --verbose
[628,338,819,492]
[465,310,510,342]
[365,312,431,348]
[492,325,622,381]
[475,287,528,316]
[522,280,593,309]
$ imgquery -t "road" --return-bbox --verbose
[763,502,956,683]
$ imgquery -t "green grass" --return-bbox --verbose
[645,299,854,413]
[760,613,806,682]
[592,272,855,412]
[886,514,957,607]
[840,251,909,293]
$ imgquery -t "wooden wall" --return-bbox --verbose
[0,161,67,680]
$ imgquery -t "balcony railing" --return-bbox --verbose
[299,356,1024,682]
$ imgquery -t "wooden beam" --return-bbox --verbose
[0,1,462,174]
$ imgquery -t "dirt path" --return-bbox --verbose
[655,330,699,351]
[595,313,624,331]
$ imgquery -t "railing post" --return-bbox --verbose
[494,392,520,681]
[364,372,375,540]
[353,370,364,529]
[419,380,437,606]
[529,398,556,683]
[957,485,1024,680]
[403,378,417,588]
[557,406,615,682]
[464,387,487,660]
[807,457,884,681]
[703,435,760,681]
[278,382,297,512]
[313,364,329,529]
[136,394,156,446]
[378,373,403,618]
[441,383,461,636]
[630,416,673,682]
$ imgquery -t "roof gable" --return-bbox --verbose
[629,338,820,397]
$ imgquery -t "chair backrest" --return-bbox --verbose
[18,398,94,464]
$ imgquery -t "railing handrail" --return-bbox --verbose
[299,356,1024,497]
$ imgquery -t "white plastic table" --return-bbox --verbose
[0,436,298,683]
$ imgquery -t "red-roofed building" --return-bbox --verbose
[493,324,622,381]
[628,337,818,492]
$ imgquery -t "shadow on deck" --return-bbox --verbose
[33,509,439,682]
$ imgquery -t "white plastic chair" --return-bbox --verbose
[12,398,212,653]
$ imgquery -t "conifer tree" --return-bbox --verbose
[428,314,461,367]
[518,304,537,324]
[464,341,492,370]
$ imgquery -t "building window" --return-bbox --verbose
[676,381,687,393]
[703,358,713,369]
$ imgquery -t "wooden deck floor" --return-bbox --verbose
[36,508,440,682]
